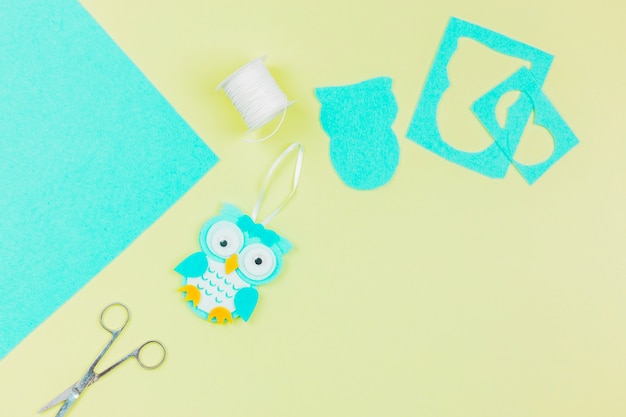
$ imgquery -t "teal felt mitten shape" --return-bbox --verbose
[315,77,399,190]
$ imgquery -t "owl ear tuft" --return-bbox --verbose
[220,203,244,220]
[277,236,293,254]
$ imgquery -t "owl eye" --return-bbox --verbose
[206,221,244,258]
[239,243,277,281]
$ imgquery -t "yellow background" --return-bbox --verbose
[1,0,625,416]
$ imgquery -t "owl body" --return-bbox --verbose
[175,203,292,323]
[184,258,250,319]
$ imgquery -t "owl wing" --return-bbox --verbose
[174,252,208,277]
[234,287,259,322]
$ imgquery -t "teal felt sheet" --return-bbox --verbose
[0,0,218,359]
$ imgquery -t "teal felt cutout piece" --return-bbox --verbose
[175,252,209,278]
[234,287,259,322]
[472,67,579,184]
[406,17,554,178]
[315,77,399,190]
[175,204,292,324]
[237,215,281,248]
[0,0,218,359]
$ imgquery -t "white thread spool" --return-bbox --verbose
[217,57,294,141]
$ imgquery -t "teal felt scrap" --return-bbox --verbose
[472,67,579,184]
[315,77,399,190]
[406,17,554,178]
[0,0,218,359]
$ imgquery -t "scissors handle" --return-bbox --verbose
[99,302,130,334]
[96,340,166,380]
[133,340,167,370]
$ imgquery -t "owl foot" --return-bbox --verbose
[208,307,233,324]
[178,284,201,307]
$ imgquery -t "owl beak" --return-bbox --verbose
[225,254,239,275]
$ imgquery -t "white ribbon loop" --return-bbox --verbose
[251,142,304,226]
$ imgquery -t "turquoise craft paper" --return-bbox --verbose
[315,77,399,190]
[0,0,218,359]
[406,17,554,178]
[472,67,579,184]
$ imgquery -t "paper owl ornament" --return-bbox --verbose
[174,142,302,324]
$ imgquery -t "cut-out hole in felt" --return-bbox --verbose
[438,39,528,153]
[495,90,523,129]
[512,110,556,166]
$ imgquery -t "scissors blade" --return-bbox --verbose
[53,385,81,417]
[38,382,77,413]
[39,373,96,414]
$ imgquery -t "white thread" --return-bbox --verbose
[252,142,304,226]
[217,57,294,142]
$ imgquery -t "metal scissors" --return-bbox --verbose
[39,302,166,417]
